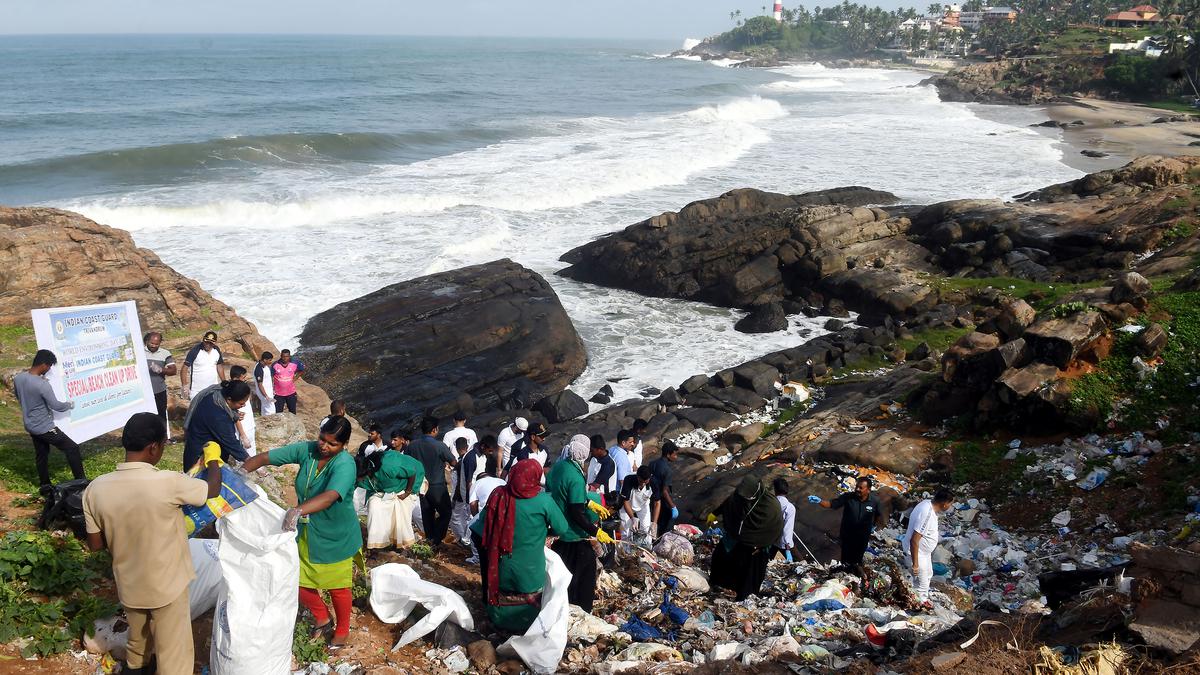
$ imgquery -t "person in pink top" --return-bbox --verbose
[271,349,305,414]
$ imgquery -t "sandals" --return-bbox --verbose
[310,621,332,641]
[328,634,348,651]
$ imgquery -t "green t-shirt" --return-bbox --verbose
[357,451,424,497]
[470,492,571,593]
[269,442,362,564]
[546,459,596,543]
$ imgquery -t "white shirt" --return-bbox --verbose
[630,440,644,471]
[189,348,222,397]
[903,499,940,555]
[777,495,796,550]
[497,426,519,452]
[361,441,386,456]
[470,477,507,520]
[237,398,255,456]
[442,426,478,460]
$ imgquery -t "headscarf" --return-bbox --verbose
[481,458,543,606]
[182,383,238,432]
[567,434,591,471]
[722,476,784,550]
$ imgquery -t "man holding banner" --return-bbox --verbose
[14,350,86,493]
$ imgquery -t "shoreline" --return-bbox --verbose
[1042,98,1200,173]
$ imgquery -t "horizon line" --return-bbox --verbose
[0,31,687,41]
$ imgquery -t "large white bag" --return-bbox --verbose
[496,548,571,675]
[210,486,299,675]
[188,538,224,619]
[369,563,474,649]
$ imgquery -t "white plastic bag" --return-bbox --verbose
[496,548,571,675]
[188,538,224,619]
[210,486,299,675]
[369,563,474,649]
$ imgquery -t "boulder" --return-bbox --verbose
[995,298,1036,340]
[1024,311,1107,369]
[678,374,710,395]
[722,423,765,448]
[534,390,590,424]
[1111,272,1152,304]
[657,387,682,407]
[675,407,738,431]
[824,318,845,331]
[732,362,780,398]
[297,259,587,430]
[1136,323,1169,358]
[996,362,1060,404]
[255,413,308,450]
[734,302,788,334]
[907,341,932,361]
[941,332,1002,387]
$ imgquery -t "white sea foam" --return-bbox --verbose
[682,38,702,50]
[69,64,1082,399]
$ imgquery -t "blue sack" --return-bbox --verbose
[181,466,259,537]
[620,616,663,641]
[802,599,847,612]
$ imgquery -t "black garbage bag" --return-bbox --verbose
[1038,563,1130,610]
[38,478,90,537]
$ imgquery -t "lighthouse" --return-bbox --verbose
[774,0,783,22]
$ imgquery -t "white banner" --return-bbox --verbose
[30,301,157,443]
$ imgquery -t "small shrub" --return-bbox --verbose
[1047,301,1089,318]
[0,531,95,595]
[292,616,329,665]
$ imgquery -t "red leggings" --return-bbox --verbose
[298,587,352,638]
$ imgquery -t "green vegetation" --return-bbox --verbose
[1068,290,1200,436]
[898,325,971,354]
[292,616,329,665]
[1145,100,1200,113]
[946,439,1035,484]
[762,398,815,436]
[0,532,119,657]
[929,275,1103,311]
[1047,301,1090,318]
[1163,220,1197,246]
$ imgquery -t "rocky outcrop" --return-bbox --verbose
[0,206,349,441]
[557,186,914,324]
[297,259,587,430]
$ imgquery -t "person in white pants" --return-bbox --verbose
[902,489,955,604]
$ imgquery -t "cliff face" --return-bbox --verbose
[0,206,339,436]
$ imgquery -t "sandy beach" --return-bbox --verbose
[1044,98,1200,171]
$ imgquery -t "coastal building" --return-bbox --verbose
[1108,36,1166,56]
[958,6,1017,30]
[1104,5,1163,27]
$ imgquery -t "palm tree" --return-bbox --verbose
[927,3,943,16]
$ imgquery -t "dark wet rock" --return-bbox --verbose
[734,302,788,333]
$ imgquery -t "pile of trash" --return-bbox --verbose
[1008,432,1164,491]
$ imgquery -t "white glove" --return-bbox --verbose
[65,401,76,410]
[282,508,303,532]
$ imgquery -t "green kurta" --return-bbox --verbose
[470,492,571,631]
[546,459,596,543]
[269,442,362,565]
[357,451,424,498]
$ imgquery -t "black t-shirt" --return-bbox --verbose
[649,457,672,501]
[831,492,881,536]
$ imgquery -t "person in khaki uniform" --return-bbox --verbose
[84,412,224,675]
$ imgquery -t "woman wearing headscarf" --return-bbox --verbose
[242,416,362,649]
[469,458,571,632]
[182,379,252,470]
[546,434,614,612]
[710,476,784,601]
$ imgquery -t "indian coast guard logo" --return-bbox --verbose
[54,320,65,336]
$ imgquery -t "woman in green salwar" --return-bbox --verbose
[242,416,362,649]
[470,458,571,632]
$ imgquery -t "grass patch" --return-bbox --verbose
[1068,289,1200,435]
[948,439,1036,485]
[761,398,814,437]
[898,325,972,354]
[930,276,1104,311]
[1142,100,1200,114]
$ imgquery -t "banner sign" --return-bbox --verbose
[30,301,157,443]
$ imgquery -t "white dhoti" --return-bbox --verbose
[620,507,653,548]
[237,402,256,456]
[367,493,420,549]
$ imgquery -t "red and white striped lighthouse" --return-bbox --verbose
[773,1,783,22]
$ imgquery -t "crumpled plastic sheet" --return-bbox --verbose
[369,563,474,650]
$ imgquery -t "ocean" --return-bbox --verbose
[0,35,1082,404]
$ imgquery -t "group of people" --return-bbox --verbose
[708,473,955,607]
[14,339,955,674]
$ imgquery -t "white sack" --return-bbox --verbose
[210,486,299,675]
[496,548,571,675]
[369,563,474,649]
[188,538,224,620]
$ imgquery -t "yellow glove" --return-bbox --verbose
[595,528,615,545]
[587,501,611,519]
[706,513,718,526]
[202,441,224,469]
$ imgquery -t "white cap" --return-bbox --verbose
[515,417,529,431]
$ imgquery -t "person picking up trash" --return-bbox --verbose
[619,465,655,545]
[83,414,225,675]
[471,458,572,633]
[547,434,615,612]
[808,477,881,573]
[903,488,954,607]
[242,416,362,650]
[710,476,783,601]
[774,478,796,562]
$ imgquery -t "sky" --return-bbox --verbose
[3,0,907,40]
